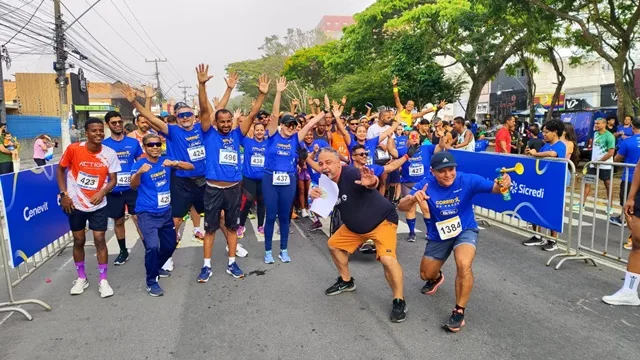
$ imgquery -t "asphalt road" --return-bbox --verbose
[0,212,638,360]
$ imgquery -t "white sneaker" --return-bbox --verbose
[602,290,640,306]
[301,209,309,218]
[98,279,114,298]
[70,278,89,295]
[162,257,174,272]
[226,244,249,258]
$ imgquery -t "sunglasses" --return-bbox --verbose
[109,120,123,125]
[353,151,369,157]
[177,112,194,119]
[284,122,297,129]
[349,122,358,126]
[145,142,163,148]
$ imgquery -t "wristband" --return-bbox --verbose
[403,154,409,160]
[432,106,438,112]
[393,87,399,93]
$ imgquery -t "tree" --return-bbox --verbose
[526,0,640,117]
[260,28,329,57]
[282,41,339,89]
[506,52,538,124]
[387,0,530,120]
[226,55,286,109]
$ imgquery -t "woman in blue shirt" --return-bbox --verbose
[262,76,325,264]
[130,134,194,297]
[238,122,267,238]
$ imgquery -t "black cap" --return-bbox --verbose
[174,102,190,112]
[431,151,457,170]
[419,118,430,125]
[280,114,297,125]
[258,110,270,118]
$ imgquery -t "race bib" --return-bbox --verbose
[157,191,171,208]
[116,173,131,186]
[219,149,238,165]
[272,172,290,186]
[409,163,424,177]
[251,154,265,167]
[188,145,206,162]
[77,172,99,190]
[366,157,373,166]
[376,148,390,160]
[436,216,462,240]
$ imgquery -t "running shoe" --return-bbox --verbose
[624,236,633,250]
[406,234,416,242]
[113,250,129,266]
[257,226,265,236]
[390,298,408,323]
[360,242,376,254]
[98,279,114,298]
[70,278,89,295]
[162,257,174,272]
[609,216,624,227]
[226,262,245,279]
[606,207,614,216]
[309,221,323,232]
[264,250,275,264]
[602,290,640,306]
[176,232,182,249]
[158,269,171,278]
[444,308,465,332]
[523,235,546,246]
[192,229,205,244]
[542,239,558,251]
[325,277,356,296]
[291,211,298,220]
[226,244,249,258]
[301,209,309,218]
[146,283,164,297]
[572,204,584,213]
[421,272,444,295]
[279,249,291,263]
[248,212,256,220]
[236,226,246,239]
[197,266,212,283]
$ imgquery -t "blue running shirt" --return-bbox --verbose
[103,136,143,192]
[397,144,436,183]
[264,130,299,174]
[204,127,245,182]
[131,156,172,213]
[163,123,206,178]
[242,137,267,180]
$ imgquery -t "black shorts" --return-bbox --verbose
[242,176,263,202]
[586,166,612,181]
[171,176,206,218]
[67,207,108,232]
[620,181,632,207]
[204,183,242,232]
[106,190,137,218]
[634,192,640,218]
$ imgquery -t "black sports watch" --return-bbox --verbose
[58,191,67,198]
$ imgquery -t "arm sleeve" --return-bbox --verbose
[469,174,495,194]
[408,178,429,196]
[368,165,384,177]
[618,141,628,157]
[134,142,144,158]
[607,133,616,149]
[131,160,141,174]
[553,142,567,159]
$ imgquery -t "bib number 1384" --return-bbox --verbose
[435,216,462,240]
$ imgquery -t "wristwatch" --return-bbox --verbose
[58,191,67,198]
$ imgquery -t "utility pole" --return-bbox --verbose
[0,55,6,124]
[54,0,71,150]
[178,85,191,102]
[146,58,167,106]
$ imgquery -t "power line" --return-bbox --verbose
[0,0,36,20]
[3,0,46,46]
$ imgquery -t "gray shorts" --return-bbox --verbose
[401,182,416,197]
[424,229,479,261]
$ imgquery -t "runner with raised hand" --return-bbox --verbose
[238,121,267,238]
[131,133,194,297]
[261,76,325,264]
[196,64,269,281]
[57,118,121,298]
[398,151,511,333]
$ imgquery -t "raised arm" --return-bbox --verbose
[387,132,398,158]
[242,74,270,136]
[217,72,238,110]
[122,85,169,135]
[144,86,154,111]
[269,76,287,135]
[383,154,409,173]
[305,143,322,173]
[376,120,399,145]
[196,64,214,132]
[297,111,326,142]
[392,77,404,112]
[412,100,446,119]
[331,107,351,145]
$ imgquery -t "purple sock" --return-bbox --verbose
[98,264,108,281]
[75,261,86,279]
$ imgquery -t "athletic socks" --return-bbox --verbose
[204,258,211,268]
[117,238,127,252]
[75,261,86,279]
[98,264,108,281]
[622,271,640,293]
[193,227,201,234]
[455,304,466,313]
[407,218,416,235]
[423,217,430,229]
[228,257,236,266]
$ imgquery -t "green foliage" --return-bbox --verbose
[226,55,287,109]
[282,41,339,89]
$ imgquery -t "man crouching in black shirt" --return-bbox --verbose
[310,147,407,323]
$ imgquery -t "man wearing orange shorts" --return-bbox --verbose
[310,147,406,323]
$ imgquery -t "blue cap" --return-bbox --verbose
[160,111,169,117]
[430,152,457,170]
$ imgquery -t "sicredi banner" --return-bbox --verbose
[0,165,70,267]
[451,150,567,233]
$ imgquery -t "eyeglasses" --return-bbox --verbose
[353,152,369,157]
[176,112,194,119]
[145,142,163,148]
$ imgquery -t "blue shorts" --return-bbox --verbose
[389,170,401,184]
[424,229,479,261]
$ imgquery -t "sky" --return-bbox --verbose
[1,0,375,100]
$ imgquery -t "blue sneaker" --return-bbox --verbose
[264,251,275,264]
[226,262,245,278]
[158,269,171,278]
[279,249,291,263]
[146,283,164,297]
[197,266,212,283]
[609,216,624,227]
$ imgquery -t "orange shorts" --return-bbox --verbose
[327,220,398,259]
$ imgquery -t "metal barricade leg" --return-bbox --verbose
[0,306,33,321]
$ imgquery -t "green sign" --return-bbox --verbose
[74,105,119,112]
